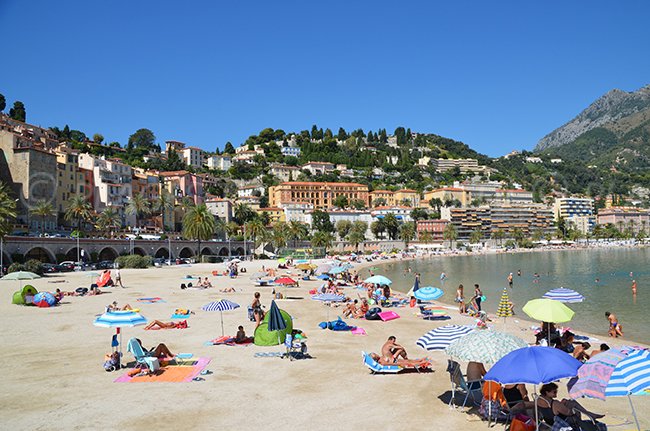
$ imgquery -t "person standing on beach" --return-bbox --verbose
[473,284,483,312]
[632,280,637,295]
[413,273,420,292]
[507,272,513,288]
[115,267,124,288]
[605,311,623,337]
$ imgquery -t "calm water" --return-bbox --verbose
[377,248,650,344]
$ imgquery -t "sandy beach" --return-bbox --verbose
[1,257,648,431]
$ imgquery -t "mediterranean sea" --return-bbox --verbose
[380,247,650,344]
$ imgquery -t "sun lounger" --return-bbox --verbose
[362,351,402,374]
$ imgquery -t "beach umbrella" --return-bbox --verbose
[33,291,56,308]
[1,271,41,289]
[250,272,268,280]
[202,299,240,336]
[267,300,287,348]
[416,325,475,351]
[311,293,346,302]
[316,274,330,280]
[542,287,585,303]
[522,298,575,323]
[328,266,348,275]
[413,286,443,301]
[365,275,392,285]
[275,277,297,285]
[296,263,315,271]
[523,298,574,346]
[93,310,148,355]
[445,330,528,364]
[569,347,650,431]
[496,288,514,323]
[485,346,583,431]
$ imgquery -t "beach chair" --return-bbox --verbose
[447,360,483,409]
[361,352,402,374]
[126,338,160,373]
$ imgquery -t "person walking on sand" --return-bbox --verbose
[115,267,124,288]
[605,311,623,337]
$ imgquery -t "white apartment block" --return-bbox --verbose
[281,202,313,224]
[205,155,232,171]
[206,198,233,223]
[237,185,265,198]
[280,146,301,157]
[182,146,204,168]
[269,164,300,182]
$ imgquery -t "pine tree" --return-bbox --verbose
[9,101,26,122]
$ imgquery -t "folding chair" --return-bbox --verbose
[126,338,160,373]
[447,360,483,409]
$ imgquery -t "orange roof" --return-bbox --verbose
[159,170,190,176]
[429,187,464,192]
[259,207,283,211]
[279,181,367,187]
[370,190,395,194]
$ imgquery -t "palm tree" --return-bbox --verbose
[245,218,267,247]
[383,213,400,240]
[469,228,482,244]
[30,200,55,236]
[95,208,120,237]
[65,195,92,231]
[399,222,416,247]
[491,228,505,246]
[182,204,216,260]
[153,190,173,232]
[225,221,240,239]
[126,193,151,229]
[234,203,255,226]
[271,222,288,250]
[419,230,433,244]
[312,230,335,253]
[0,183,17,239]
[443,223,458,249]
[287,220,309,247]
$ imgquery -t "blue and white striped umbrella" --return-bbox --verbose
[414,286,444,301]
[93,310,148,328]
[311,293,346,302]
[416,325,475,351]
[203,300,240,336]
[606,348,650,397]
[202,299,240,312]
[542,287,585,303]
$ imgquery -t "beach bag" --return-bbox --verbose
[510,414,535,431]
[479,399,508,422]
[103,352,120,372]
[551,416,574,431]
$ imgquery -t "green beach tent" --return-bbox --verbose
[12,285,39,305]
[253,308,293,346]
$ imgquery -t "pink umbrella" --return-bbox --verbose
[275,277,297,285]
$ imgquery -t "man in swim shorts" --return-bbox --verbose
[381,336,408,363]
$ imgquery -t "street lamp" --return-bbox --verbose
[168,235,172,265]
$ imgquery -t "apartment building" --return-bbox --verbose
[205,155,232,171]
[369,190,395,207]
[447,207,492,240]
[597,207,650,234]
[281,202,313,224]
[423,187,468,207]
[78,154,134,226]
[394,189,420,207]
[269,164,300,182]
[280,146,301,157]
[326,210,373,238]
[554,197,595,234]
[371,206,413,222]
[269,181,369,210]
[257,207,286,224]
[431,158,481,173]
[493,189,534,205]
[132,171,160,201]
[206,197,233,223]
[301,161,336,176]
[416,219,449,241]
[55,147,85,224]
[182,146,205,168]
[490,203,554,237]
[237,185,264,198]
[159,170,204,230]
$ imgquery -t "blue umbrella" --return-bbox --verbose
[93,310,148,355]
[316,274,330,280]
[416,325,474,351]
[365,275,392,285]
[542,287,585,303]
[203,299,240,336]
[414,286,443,301]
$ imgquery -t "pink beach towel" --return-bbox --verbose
[351,327,367,336]
[378,311,400,321]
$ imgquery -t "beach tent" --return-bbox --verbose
[12,285,38,305]
[33,291,57,308]
[254,308,293,346]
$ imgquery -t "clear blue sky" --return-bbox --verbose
[1,1,648,157]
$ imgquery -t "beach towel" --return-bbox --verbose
[137,297,165,303]
[114,358,210,383]
[319,317,356,331]
[171,309,192,319]
[209,335,254,346]
[351,327,367,336]
[378,311,400,321]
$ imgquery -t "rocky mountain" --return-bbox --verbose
[535,84,650,153]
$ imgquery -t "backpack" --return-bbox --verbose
[103,352,120,372]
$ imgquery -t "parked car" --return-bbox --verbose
[97,260,115,270]
[41,263,60,274]
[57,262,76,272]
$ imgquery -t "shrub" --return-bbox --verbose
[160,234,168,240]
[115,254,153,269]
[7,262,25,273]
[25,259,45,275]
[11,253,25,264]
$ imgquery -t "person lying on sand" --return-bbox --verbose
[144,320,187,330]
[220,287,236,293]
[134,338,174,358]
[200,277,213,288]
[354,299,369,318]
[369,352,430,368]
[342,300,358,318]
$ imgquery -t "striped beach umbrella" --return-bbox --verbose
[445,330,528,364]
[570,347,650,431]
[542,287,585,303]
[311,293,346,302]
[203,299,240,336]
[416,325,475,351]
[414,286,443,301]
[94,310,148,355]
[496,288,513,319]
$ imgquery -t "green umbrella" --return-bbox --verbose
[445,329,528,364]
[1,271,42,289]
[522,298,574,323]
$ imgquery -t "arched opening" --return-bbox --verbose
[218,247,230,256]
[234,247,245,256]
[201,247,213,256]
[154,247,169,258]
[2,252,11,265]
[65,247,84,262]
[132,247,146,256]
[98,247,119,262]
[179,247,194,258]
[25,247,55,263]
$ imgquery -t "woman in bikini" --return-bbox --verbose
[252,292,264,328]
[144,320,187,330]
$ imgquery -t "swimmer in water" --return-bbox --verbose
[632,280,637,295]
